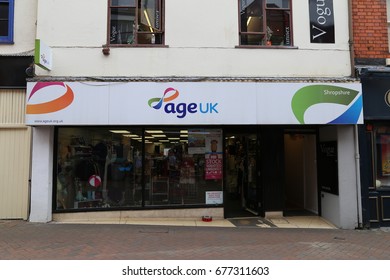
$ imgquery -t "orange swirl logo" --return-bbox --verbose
[148,87,180,109]
[26,82,74,114]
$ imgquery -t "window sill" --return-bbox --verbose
[235,45,298,50]
[102,44,169,55]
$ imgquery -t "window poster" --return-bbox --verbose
[205,129,223,180]
[318,141,338,195]
[378,134,390,176]
[188,129,206,154]
[206,191,223,205]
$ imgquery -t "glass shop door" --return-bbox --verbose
[224,131,261,217]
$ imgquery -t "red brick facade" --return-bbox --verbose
[352,0,389,61]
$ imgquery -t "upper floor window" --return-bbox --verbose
[108,0,164,46]
[239,0,292,46]
[387,0,390,51]
[0,0,14,44]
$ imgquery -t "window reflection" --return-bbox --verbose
[239,0,292,46]
[374,125,390,188]
[55,127,223,211]
[109,0,163,45]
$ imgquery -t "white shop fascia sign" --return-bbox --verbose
[25,82,363,125]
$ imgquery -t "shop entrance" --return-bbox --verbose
[224,130,261,218]
[283,132,319,216]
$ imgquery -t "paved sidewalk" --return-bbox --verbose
[0,220,389,260]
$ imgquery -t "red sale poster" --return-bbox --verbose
[205,130,222,180]
[205,153,222,180]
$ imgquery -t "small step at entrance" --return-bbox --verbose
[228,217,276,228]
[228,216,337,229]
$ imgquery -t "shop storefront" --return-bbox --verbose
[0,55,32,220]
[359,69,390,228]
[27,81,363,228]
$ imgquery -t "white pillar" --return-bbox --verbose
[338,125,359,229]
[29,126,54,223]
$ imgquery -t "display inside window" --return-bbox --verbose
[0,0,14,43]
[55,127,223,211]
[239,0,292,46]
[0,2,9,36]
[109,0,163,45]
[373,125,390,188]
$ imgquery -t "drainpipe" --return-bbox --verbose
[349,0,362,228]
[354,125,363,228]
[348,0,356,78]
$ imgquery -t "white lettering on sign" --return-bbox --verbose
[311,25,327,40]
[311,0,334,41]
[316,0,332,25]
[320,144,336,157]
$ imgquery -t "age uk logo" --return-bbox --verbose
[26,82,74,114]
[148,87,219,118]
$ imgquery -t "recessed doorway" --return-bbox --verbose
[283,132,318,216]
[224,130,260,218]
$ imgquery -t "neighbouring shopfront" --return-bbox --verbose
[0,55,32,220]
[27,80,363,228]
[359,69,390,228]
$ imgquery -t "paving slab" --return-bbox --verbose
[0,220,389,260]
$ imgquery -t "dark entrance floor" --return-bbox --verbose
[224,193,257,218]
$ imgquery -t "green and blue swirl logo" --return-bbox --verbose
[291,85,362,124]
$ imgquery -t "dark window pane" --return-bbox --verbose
[109,0,163,45]
[110,7,135,44]
[240,34,266,45]
[137,32,161,44]
[0,21,8,36]
[266,10,291,46]
[153,32,162,44]
[266,0,289,9]
[0,3,9,18]
[246,16,264,33]
[111,0,136,6]
[240,0,264,33]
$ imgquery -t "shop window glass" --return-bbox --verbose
[0,0,14,44]
[56,127,143,210]
[55,127,223,211]
[239,0,292,46]
[373,125,390,189]
[108,0,164,46]
[387,0,390,51]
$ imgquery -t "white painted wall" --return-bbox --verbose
[29,127,54,223]
[319,126,341,227]
[34,0,352,78]
[1,0,37,54]
[319,125,359,229]
[337,126,359,229]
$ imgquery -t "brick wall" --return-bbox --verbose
[352,0,389,63]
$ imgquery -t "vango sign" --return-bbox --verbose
[25,82,363,126]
